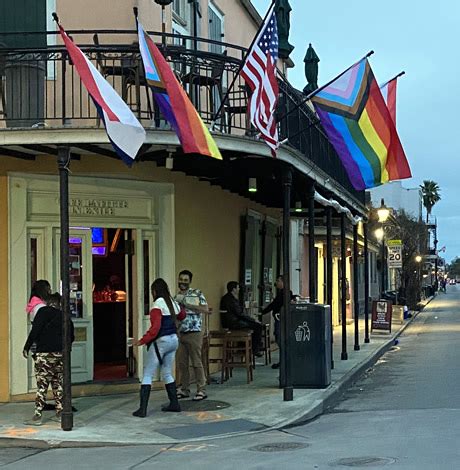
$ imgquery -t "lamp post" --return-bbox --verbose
[376,199,390,299]
[154,0,173,46]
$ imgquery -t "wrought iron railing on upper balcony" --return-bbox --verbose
[0,29,363,201]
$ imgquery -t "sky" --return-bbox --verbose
[252,0,459,262]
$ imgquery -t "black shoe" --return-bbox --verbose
[254,351,264,358]
[133,384,151,418]
[271,362,280,369]
[162,382,181,412]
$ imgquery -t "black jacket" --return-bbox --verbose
[220,292,252,329]
[262,289,294,317]
[24,306,75,353]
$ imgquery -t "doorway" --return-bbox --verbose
[91,228,134,381]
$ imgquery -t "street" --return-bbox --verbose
[2,289,460,469]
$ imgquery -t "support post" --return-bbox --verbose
[281,168,293,401]
[380,233,386,297]
[326,206,334,369]
[434,221,438,291]
[364,221,370,343]
[308,184,316,303]
[340,213,348,360]
[58,145,73,431]
[353,223,360,351]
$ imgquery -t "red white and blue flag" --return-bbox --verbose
[58,24,146,165]
[240,5,279,156]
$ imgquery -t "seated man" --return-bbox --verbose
[220,281,263,357]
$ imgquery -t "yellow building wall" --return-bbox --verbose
[0,154,279,399]
[0,177,8,402]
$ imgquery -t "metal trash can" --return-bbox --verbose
[284,303,332,388]
[5,53,45,127]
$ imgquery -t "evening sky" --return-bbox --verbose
[252,0,458,261]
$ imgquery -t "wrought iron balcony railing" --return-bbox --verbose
[0,29,364,202]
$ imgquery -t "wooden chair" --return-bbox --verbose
[92,34,152,119]
[182,50,227,124]
[221,330,254,384]
[204,329,229,384]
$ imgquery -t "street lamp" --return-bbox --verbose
[415,255,422,263]
[154,0,173,46]
[377,198,390,223]
[376,199,390,298]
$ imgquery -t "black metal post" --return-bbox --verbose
[191,0,198,51]
[58,145,73,431]
[340,213,348,360]
[281,168,293,401]
[364,222,370,343]
[434,220,438,291]
[326,206,334,369]
[308,185,316,303]
[353,223,360,351]
[380,233,386,297]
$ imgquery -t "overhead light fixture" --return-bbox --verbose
[248,177,257,193]
[295,201,302,212]
[166,152,173,169]
[377,198,390,223]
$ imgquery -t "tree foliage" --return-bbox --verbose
[420,180,441,223]
[368,208,427,309]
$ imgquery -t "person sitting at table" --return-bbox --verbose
[219,281,263,357]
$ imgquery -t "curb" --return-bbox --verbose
[0,300,433,449]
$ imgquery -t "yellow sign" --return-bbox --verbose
[387,239,402,246]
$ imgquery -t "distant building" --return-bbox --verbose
[368,181,422,220]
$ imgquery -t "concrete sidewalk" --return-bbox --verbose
[0,300,433,448]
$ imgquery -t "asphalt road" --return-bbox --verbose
[2,288,460,469]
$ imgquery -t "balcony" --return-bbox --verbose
[0,30,364,204]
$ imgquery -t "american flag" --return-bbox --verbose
[240,6,279,155]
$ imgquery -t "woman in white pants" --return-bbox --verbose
[133,278,185,417]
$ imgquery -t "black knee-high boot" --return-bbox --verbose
[161,382,181,412]
[132,384,151,417]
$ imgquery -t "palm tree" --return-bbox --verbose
[420,180,441,223]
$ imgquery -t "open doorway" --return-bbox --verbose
[92,228,133,381]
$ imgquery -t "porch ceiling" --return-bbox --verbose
[0,129,365,216]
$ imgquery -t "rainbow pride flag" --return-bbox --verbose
[137,22,222,160]
[310,58,411,190]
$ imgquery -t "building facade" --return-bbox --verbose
[0,0,368,402]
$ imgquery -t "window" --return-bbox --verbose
[173,0,188,24]
[208,3,224,53]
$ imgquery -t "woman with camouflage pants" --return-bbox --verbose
[23,293,74,426]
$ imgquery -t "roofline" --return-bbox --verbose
[239,0,263,28]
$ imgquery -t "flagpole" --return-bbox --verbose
[380,70,405,88]
[52,11,74,432]
[210,0,276,130]
[278,50,374,123]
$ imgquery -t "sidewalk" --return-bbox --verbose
[0,300,433,448]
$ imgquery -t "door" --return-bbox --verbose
[136,230,157,379]
[241,214,263,316]
[261,220,278,309]
[53,227,94,383]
